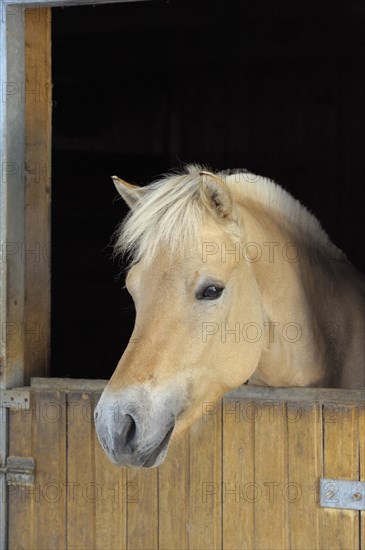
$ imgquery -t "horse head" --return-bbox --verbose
[94,166,264,467]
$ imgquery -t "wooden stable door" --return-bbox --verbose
[7,382,365,550]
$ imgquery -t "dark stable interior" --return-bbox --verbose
[51,0,365,379]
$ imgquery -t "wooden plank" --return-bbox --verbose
[322,403,359,550]
[8,396,36,549]
[287,401,322,549]
[126,467,158,549]
[158,430,190,549]
[359,405,365,550]
[92,392,127,549]
[222,396,255,549]
[29,381,365,403]
[253,401,289,550]
[67,391,98,549]
[229,386,365,405]
[24,8,52,383]
[8,390,67,549]
[31,377,107,391]
[188,401,222,550]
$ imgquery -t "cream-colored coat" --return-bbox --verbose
[94,166,365,468]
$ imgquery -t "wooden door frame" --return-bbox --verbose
[1,1,364,548]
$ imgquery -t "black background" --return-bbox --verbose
[51,0,365,379]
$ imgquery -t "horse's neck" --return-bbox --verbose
[240,202,349,387]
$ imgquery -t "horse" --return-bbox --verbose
[94,165,365,468]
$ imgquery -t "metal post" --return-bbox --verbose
[0,2,25,547]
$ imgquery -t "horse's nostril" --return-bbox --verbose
[124,414,137,447]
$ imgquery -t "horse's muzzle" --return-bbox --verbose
[94,388,176,468]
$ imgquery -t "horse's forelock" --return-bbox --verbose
[113,164,207,266]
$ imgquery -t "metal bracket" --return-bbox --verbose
[0,456,35,485]
[0,390,30,409]
[320,478,365,511]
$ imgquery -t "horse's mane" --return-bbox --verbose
[114,164,344,266]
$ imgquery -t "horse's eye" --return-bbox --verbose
[197,284,224,301]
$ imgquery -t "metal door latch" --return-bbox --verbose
[0,456,35,485]
[0,390,30,409]
[320,478,365,511]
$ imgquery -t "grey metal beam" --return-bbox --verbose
[0,4,25,388]
[0,2,25,547]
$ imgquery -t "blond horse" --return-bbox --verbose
[95,165,365,468]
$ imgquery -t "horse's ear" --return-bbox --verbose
[199,171,232,219]
[111,175,145,208]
